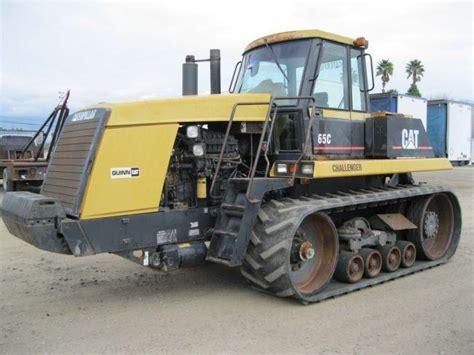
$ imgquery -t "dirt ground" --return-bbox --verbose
[0,168,473,354]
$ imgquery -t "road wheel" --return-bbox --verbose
[359,248,382,278]
[2,169,15,192]
[379,245,401,272]
[397,241,416,268]
[406,193,454,260]
[241,204,338,302]
[335,251,364,283]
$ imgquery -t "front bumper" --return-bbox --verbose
[1,191,71,254]
[1,191,213,258]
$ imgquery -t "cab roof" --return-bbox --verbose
[244,29,357,52]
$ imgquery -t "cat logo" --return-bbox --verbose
[401,129,419,149]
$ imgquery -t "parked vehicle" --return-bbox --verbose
[1,31,461,304]
[427,100,472,165]
[370,92,428,129]
[0,91,70,191]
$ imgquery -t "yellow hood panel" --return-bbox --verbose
[84,93,272,127]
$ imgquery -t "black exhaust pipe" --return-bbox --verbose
[182,55,198,96]
[209,49,221,94]
[182,49,221,96]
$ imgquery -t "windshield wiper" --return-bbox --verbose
[264,38,289,82]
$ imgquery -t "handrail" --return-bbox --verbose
[209,101,272,199]
[209,95,318,203]
[246,96,317,201]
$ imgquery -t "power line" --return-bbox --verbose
[0,120,42,126]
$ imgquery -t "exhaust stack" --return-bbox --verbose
[182,49,221,96]
[182,55,198,96]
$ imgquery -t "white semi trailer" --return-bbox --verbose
[427,100,472,165]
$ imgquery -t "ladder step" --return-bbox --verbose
[221,203,246,217]
[206,255,232,266]
[212,229,238,238]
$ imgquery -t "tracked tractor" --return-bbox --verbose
[1,30,461,303]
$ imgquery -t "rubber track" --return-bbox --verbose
[240,184,460,304]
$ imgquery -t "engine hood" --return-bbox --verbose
[81,93,272,127]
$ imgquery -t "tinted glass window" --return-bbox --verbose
[312,43,348,110]
[350,49,367,111]
[274,112,299,151]
[238,40,310,98]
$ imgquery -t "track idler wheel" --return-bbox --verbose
[397,241,416,268]
[359,248,382,278]
[406,193,455,260]
[378,245,401,272]
[335,251,364,283]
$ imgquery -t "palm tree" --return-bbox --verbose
[376,59,394,93]
[405,59,425,85]
[405,60,425,97]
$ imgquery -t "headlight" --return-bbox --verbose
[186,125,200,139]
[276,163,288,174]
[193,144,205,157]
[301,163,314,175]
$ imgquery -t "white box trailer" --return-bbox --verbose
[370,93,428,129]
[427,100,472,165]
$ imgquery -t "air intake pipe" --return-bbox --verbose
[182,49,221,96]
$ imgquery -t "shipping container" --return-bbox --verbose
[370,93,428,129]
[427,100,472,165]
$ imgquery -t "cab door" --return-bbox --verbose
[311,42,367,157]
[348,48,370,156]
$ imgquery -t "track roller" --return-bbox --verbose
[335,251,364,283]
[397,240,416,268]
[406,193,455,260]
[359,248,382,278]
[378,245,401,272]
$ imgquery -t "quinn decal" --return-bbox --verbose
[110,167,140,179]
[401,129,419,149]
[71,109,97,122]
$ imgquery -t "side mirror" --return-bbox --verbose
[228,61,242,93]
[361,53,375,92]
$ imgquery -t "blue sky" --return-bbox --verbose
[1,0,472,127]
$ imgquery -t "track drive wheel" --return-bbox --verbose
[241,206,338,302]
[378,245,401,272]
[406,193,455,260]
[335,251,364,283]
[396,241,416,268]
[359,248,382,278]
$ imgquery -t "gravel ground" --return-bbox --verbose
[0,168,473,354]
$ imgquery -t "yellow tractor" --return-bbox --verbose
[2,30,461,303]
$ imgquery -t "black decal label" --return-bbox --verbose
[111,167,140,179]
[332,163,363,173]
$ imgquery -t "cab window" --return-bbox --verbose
[350,48,367,111]
[312,42,348,110]
[274,112,300,152]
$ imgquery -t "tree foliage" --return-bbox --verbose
[407,83,421,97]
[405,59,424,97]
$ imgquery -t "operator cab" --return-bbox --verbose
[233,30,372,160]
